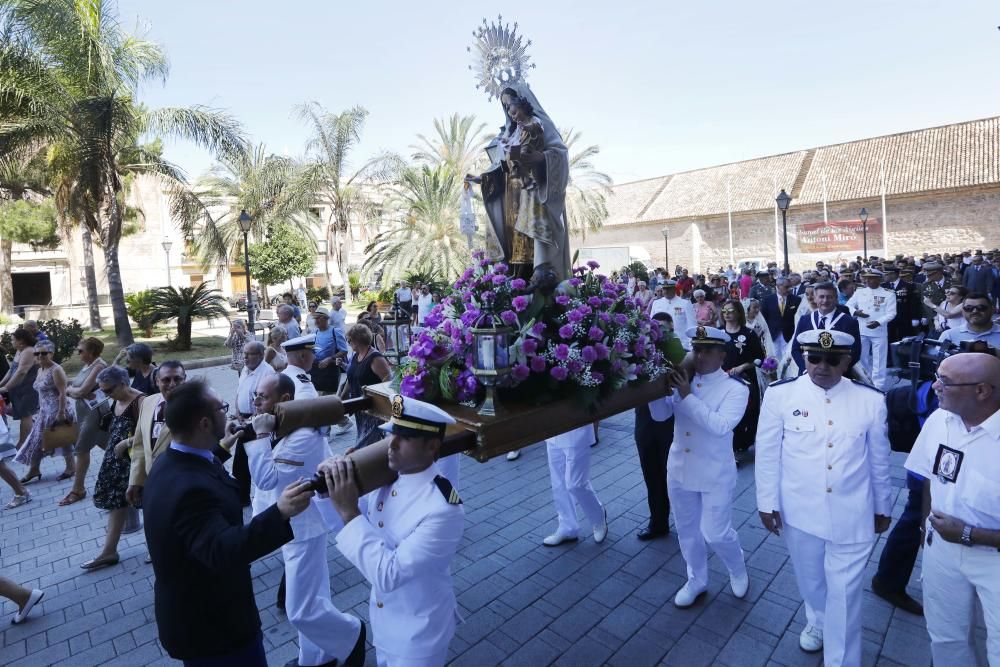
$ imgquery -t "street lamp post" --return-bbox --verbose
[859,207,869,261]
[775,189,792,276]
[238,210,255,338]
[161,237,173,286]
[661,227,669,269]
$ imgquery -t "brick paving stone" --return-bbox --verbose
[0,365,933,665]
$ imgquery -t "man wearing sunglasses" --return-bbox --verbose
[847,268,897,389]
[937,292,1000,349]
[756,329,892,664]
[126,361,186,508]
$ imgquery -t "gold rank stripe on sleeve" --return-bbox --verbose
[274,458,304,467]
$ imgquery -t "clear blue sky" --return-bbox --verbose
[117,0,1000,185]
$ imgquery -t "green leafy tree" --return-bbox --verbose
[0,198,59,249]
[0,0,247,345]
[125,289,157,338]
[410,113,490,178]
[561,128,613,242]
[0,150,51,314]
[246,223,317,296]
[149,283,228,351]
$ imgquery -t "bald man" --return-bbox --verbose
[905,353,1000,665]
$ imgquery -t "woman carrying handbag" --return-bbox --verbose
[13,340,76,485]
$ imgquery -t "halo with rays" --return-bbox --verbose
[467,16,535,100]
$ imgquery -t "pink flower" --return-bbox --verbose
[550,366,568,381]
[530,356,548,373]
[554,344,571,360]
[558,324,575,339]
[512,295,530,312]
[511,364,530,382]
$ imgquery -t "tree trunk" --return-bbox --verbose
[0,238,13,315]
[81,227,102,331]
[323,220,334,294]
[103,235,134,346]
[177,318,191,350]
[336,225,354,303]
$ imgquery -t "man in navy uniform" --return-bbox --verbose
[756,329,892,664]
[323,394,464,667]
[790,282,861,374]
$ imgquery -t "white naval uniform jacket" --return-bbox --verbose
[246,428,330,541]
[336,465,464,660]
[755,375,893,544]
[846,286,896,337]
[282,363,318,399]
[650,368,749,492]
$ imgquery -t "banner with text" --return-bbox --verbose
[790,219,884,256]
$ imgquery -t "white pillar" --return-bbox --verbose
[691,221,702,274]
[880,160,889,258]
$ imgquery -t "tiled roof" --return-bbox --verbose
[795,116,1000,204]
[637,152,807,222]
[610,116,1000,225]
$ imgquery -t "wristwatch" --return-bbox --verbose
[960,524,974,547]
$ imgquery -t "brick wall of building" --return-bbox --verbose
[573,185,1000,273]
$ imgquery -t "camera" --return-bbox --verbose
[891,335,997,382]
[227,420,258,444]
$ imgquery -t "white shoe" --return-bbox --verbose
[673,580,707,608]
[593,507,608,544]
[506,450,520,461]
[730,570,750,599]
[799,624,823,653]
[542,531,578,547]
[11,589,44,625]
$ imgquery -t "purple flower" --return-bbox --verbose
[423,310,444,328]
[491,274,506,286]
[400,373,424,398]
[494,262,509,274]
[554,344,571,360]
[566,310,584,324]
[512,295,530,312]
[613,340,628,354]
[594,343,610,360]
[511,364,530,382]
[614,313,629,326]
[569,278,582,287]
[558,324,575,339]
[481,290,495,302]
[587,296,603,308]
[460,309,480,327]
[555,295,571,306]
[461,267,475,281]
[550,366,568,381]
[522,338,538,355]
[611,359,625,373]
[510,278,527,290]
[530,356,548,373]
[598,312,611,323]
[409,334,436,360]
[581,346,597,363]
[567,359,584,374]
[531,322,547,336]
[587,260,600,269]
[591,371,605,383]
[456,369,478,401]
[588,326,603,341]
[500,310,518,326]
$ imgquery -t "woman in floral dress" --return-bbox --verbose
[13,340,76,483]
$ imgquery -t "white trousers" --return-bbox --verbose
[773,335,787,360]
[784,524,871,667]
[859,334,888,389]
[376,649,448,667]
[923,531,1000,666]
[283,535,361,666]
[668,482,746,589]
[546,444,604,536]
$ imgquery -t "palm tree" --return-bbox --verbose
[173,144,319,273]
[561,128,613,242]
[410,113,491,178]
[295,102,403,302]
[0,149,49,314]
[0,0,246,345]
[363,165,475,284]
[150,282,229,351]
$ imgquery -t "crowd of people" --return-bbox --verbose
[0,248,996,667]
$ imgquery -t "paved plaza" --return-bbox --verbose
[0,363,939,666]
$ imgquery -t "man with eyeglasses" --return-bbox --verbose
[937,292,1000,349]
[903,352,1000,665]
[756,329,892,663]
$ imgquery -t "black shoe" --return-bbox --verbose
[637,527,669,541]
[871,577,924,616]
[342,621,366,667]
[275,574,286,615]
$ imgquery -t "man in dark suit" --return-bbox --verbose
[760,277,801,358]
[790,281,862,373]
[882,267,919,348]
[962,253,995,296]
[144,380,314,667]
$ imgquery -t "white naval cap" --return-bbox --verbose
[797,328,855,353]
[281,333,316,351]
[860,268,884,278]
[685,325,729,346]
[380,393,457,437]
